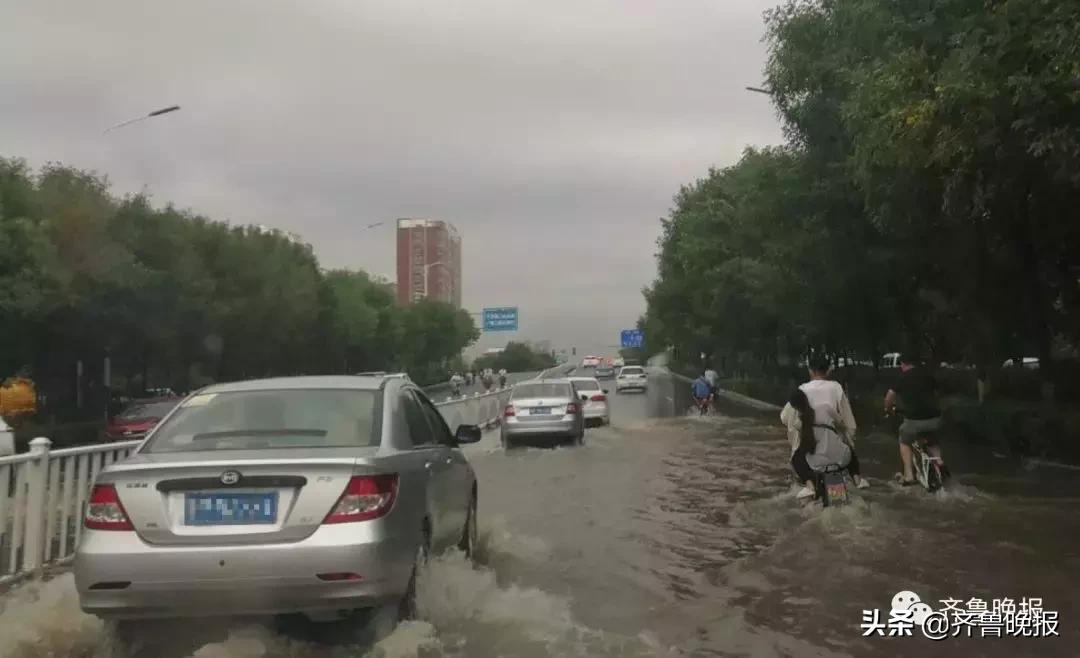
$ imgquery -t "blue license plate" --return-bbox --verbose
[184,492,278,525]
[531,407,551,415]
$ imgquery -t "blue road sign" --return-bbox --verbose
[620,329,644,349]
[483,307,519,332]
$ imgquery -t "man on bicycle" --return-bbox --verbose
[884,353,949,485]
[691,372,713,413]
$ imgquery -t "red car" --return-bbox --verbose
[104,397,182,441]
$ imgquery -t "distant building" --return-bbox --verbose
[395,218,462,307]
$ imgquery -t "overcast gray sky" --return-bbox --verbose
[1,0,782,360]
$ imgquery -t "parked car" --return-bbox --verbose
[1002,357,1040,370]
[615,366,648,393]
[75,375,483,635]
[594,365,616,379]
[104,397,183,441]
[501,379,585,448]
[568,377,610,427]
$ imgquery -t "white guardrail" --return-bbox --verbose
[0,372,582,587]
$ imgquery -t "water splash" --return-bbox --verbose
[0,574,103,658]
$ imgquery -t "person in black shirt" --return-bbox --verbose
[883,354,948,485]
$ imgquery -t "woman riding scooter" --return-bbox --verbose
[781,387,869,499]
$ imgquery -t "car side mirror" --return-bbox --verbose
[455,424,482,444]
[580,394,589,401]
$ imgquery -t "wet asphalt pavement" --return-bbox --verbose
[1,368,1077,658]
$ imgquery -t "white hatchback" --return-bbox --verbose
[615,366,648,393]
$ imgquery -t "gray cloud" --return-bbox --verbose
[1,0,783,359]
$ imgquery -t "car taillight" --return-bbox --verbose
[84,484,134,531]
[323,474,398,524]
[566,402,580,414]
[504,405,516,417]
[590,394,606,402]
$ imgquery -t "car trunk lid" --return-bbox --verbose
[99,448,380,546]
[510,396,570,420]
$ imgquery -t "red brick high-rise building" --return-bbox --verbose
[395,218,462,307]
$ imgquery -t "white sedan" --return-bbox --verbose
[568,377,610,427]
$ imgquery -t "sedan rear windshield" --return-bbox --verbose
[620,367,644,375]
[572,380,601,391]
[513,383,571,399]
[142,389,379,453]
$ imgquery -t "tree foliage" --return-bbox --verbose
[643,0,1080,381]
[472,342,555,373]
[0,159,479,413]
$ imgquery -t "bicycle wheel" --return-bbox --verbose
[926,462,942,493]
[911,449,928,489]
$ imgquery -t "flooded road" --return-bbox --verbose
[2,370,1078,658]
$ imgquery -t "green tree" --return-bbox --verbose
[473,342,555,373]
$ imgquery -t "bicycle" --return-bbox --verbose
[693,395,712,416]
[888,408,946,493]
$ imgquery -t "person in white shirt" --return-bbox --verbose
[450,372,464,396]
[703,367,719,394]
[780,356,869,498]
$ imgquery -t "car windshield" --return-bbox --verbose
[118,401,179,419]
[572,380,600,391]
[620,367,644,375]
[142,389,379,452]
[513,383,570,399]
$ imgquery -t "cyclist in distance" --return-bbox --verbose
[691,371,713,414]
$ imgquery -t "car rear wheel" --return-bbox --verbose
[458,492,478,561]
[399,527,431,621]
[103,619,195,658]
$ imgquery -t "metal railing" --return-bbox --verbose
[0,440,140,585]
[0,384,522,587]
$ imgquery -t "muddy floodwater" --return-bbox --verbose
[1,371,1077,658]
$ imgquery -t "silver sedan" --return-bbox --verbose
[75,375,481,628]
[500,379,585,448]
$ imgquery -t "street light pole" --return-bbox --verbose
[103,105,181,134]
